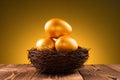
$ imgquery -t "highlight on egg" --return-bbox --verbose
[44,18,72,38]
[36,37,55,50]
[55,36,78,51]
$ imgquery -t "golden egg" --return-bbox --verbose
[45,18,72,38]
[36,38,55,50]
[55,36,78,51]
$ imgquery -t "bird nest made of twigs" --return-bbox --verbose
[28,46,89,74]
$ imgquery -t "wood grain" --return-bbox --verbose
[79,64,120,80]
[0,64,120,80]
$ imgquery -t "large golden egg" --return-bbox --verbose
[45,18,72,38]
[36,38,55,50]
[55,36,78,51]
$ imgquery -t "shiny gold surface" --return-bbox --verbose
[36,38,55,50]
[45,18,72,38]
[55,36,78,51]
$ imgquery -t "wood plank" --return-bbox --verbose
[79,64,120,80]
[97,64,120,79]
[79,65,109,80]
[0,64,53,80]
[0,71,14,80]
[0,64,120,80]
[0,64,6,69]
[0,64,83,80]
[106,64,120,72]
[56,71,83,80]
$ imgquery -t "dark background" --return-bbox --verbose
[0,0,120,63]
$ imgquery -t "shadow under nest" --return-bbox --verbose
[28,46,89,74]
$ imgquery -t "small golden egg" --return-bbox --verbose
[36,38,55,50]
[55,36,78,51]
[45,18,72,38]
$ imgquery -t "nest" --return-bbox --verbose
[28,47,89,74]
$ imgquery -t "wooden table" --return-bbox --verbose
[0,64,120,80]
